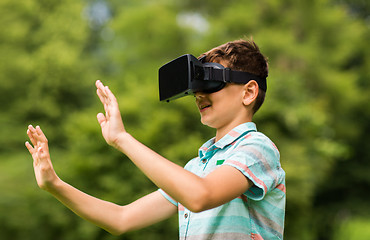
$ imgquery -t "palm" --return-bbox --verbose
[33,150,52,188]
[100,107,125,145]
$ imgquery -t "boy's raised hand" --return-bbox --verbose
[25,125,59,191]
[95,80,126,149]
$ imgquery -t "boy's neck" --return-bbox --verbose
[215,117,253,142]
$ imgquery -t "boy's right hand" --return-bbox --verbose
[95,80,127,149]
[25,125,59,192]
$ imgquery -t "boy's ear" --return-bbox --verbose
[242,80,259,106]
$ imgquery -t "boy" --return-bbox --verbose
[26,39,285,239]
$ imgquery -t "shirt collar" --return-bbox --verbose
[199,122,257,158]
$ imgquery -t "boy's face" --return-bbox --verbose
[195,83,251,131]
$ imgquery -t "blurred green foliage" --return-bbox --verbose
[0,0,369,239]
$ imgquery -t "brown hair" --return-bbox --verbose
[199,39,268,113]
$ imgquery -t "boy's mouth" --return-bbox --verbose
[199,103,212,112]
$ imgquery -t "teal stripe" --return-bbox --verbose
[158,189,178,206]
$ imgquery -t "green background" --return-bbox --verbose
[0,0,369,239]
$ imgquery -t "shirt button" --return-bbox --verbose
[201,159,207,164]
[184,213,188,219]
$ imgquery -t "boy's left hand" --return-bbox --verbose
[25,125,59,191]
[95,80,127,149]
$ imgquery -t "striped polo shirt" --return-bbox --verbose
[159,122,286,239]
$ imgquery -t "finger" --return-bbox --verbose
[97,89,109,115]
[95,79,104,90]
[28,124,36,135]
[97,85,115,115]
[26,141,40,165]
[28,125,41,141]
[101,86,119,114]
[96,80,109,100]
[96,86,110,116]
[35,126,48,143]
[30,126,44,145]
[95,79,101,88]
[105,86,118,105]
[95,81,120,118]
[27,126,37,147]
[96,81,108,100]
[104,86,111,102]
[27,129,35,145]
[100,82,114,104]
[25,141,35,154]
[96,88,106,105]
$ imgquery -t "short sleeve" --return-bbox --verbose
[223,135,282,201]
[158,189,178,207]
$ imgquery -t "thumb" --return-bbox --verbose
[97,113,106,126]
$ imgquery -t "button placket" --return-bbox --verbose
[183,210,190,223]
[183,210,191,239]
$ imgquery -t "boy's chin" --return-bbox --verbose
[200,118,209,126]
[200,117,216,129]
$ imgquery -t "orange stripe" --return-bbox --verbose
[276,184,286,193]
[244,133,252,139]
[251,233,264,240]
[226,159,268,193]
[228,130,240,138]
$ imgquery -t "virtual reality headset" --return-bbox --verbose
[158,54,267,102]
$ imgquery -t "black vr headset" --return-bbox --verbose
[158,54,267,102]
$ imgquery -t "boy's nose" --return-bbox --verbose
[195,91,207,99]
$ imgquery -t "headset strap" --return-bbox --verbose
[203,67,267,92]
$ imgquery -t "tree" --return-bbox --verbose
[0,1,99,239]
